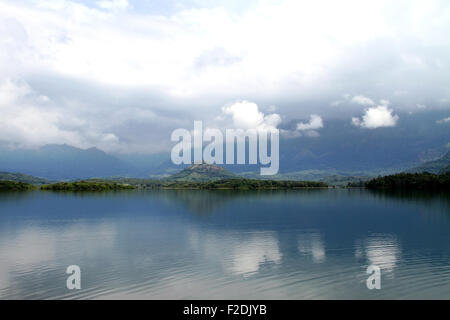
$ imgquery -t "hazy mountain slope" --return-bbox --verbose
[276,112,449,173]
[0,144,135,180]
[0,172,51,185]
[114,152,180,177]
[119,111,450,175]
[408,151,450,174]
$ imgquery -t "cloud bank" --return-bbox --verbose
[0,0,449,152]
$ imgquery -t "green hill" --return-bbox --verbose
[170,179,328,190]
[85,176,327,190]
[0,180,36,191]
[408,151,450,174]
[0,172,51,185]
[366,172,450,190]
[167,163,237,182]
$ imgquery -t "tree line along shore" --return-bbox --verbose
[0,172,449,192]
[0,179,327,191]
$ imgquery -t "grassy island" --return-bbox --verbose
[88,178,328,190]
[160,178,328,190]
[40,181,136,191]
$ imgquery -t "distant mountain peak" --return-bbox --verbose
[40,144,105,154]
[0,144,134,180]
[86,146,106,154]
[167,163,236,182]
[188,162,224,171]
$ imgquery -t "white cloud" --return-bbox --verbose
[0,79,75,147]
[279,129,302,139]
[352,105,399,129]
[194,47,242,70]
[296,114,323,131]
[97,0,130,10]
[221,100,281,131]
[351,95,375,106]
[0,78,32,105]
[0,78,122,151]
[288,114,324,138]
[437,117,450,124]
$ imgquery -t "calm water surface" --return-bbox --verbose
[0,189,449,299]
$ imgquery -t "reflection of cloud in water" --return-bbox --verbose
[230,233,282,275]
[58,223,117,256]
[355,234,401,273]
[0,222,116,298]
[0,229,57,264]
[298,232,326,263]
[189,230,281,276]
[0,229,57,289]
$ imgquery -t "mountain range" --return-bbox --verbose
[0,149,449,185]
[0,144,133,180]
[0,142,449,181]
[0,112,449,180]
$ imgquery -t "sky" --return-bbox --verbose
[0,0,449,153]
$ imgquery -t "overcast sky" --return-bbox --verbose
[0,0,449,153]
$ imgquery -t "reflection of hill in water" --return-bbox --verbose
[151,189,327,216]
[367,189,450,203]
[367,189,450,217]
[159,188,450,216]
[0,191,35,203]
[153,190,251,215]
[157,190,232,215]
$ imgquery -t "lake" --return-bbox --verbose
[0,189,449,299]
